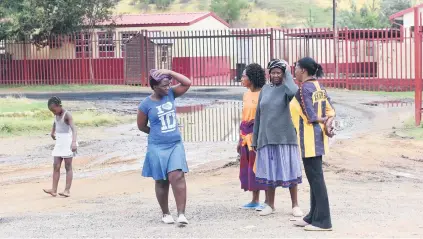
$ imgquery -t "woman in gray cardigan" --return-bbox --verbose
[252,59,303,217]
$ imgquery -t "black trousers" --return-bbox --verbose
[302,156,332,229]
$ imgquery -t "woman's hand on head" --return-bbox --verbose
[280,59,289,68]
[153,69,172,79]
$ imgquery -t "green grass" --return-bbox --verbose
[0,97,134,137]
[0,84,141,93]
[397,116,423,140]
[361,91,415,99]
[0,97,46,113]
[333,90,415,99]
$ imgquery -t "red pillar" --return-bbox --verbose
[414,8,422,126]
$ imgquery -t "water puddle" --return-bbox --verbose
[362,99,413,107]
[177,101,242,142]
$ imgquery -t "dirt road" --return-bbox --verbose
[1,88,422,237]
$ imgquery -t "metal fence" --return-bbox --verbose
[178,101,242,142]
[0,27,421,91]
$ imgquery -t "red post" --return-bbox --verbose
[345,27,350,89]
[81,32,86,84]
[23,38,28,85]
[414,8,422,126]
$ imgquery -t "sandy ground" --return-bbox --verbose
[1,88,423,238]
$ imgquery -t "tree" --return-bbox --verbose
[304,8,316,27]
[137,0,174,10]
[380,0,411,19]
[379,0,411,24]
[0,0,118,45]
[337,0,412,28]
[337,0,388,28]
[210,0,249,24]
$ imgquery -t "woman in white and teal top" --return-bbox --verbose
[137,69,191,226]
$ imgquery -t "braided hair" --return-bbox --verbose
[48,96,62,107]
[245,63,266,88]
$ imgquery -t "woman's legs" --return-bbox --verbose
[289,184,299,208]
[264,190,269,204]
[168,170,187,215]
[259,187,275,216]
[155,180,170,215]
[302,156,332,229]
[266,187,276,209]
[252,190,260,203]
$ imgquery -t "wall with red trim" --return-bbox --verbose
[172,56,231,85]
[0,59,124,85]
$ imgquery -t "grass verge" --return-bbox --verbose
[397,117,423,140]
[363,91,415,99]
[0,97,134,137]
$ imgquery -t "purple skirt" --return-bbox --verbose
[256,144,302,188]
[239,145,267,191]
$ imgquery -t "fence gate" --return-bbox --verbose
[124,31,155,85]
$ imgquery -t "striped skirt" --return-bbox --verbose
[255,144,302,188]
[239,145,267,191]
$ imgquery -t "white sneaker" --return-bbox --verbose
[162,214,175,224]
[292,207,304,217]
[304,224,333,231]
[258,205,275,216]
[293,219,310,227]
[177,214,189,227]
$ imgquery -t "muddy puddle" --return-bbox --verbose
[361,99,414,107]
[0,96,357,184]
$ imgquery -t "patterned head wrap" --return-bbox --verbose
[149,69,172,82]
[267,59,287,73]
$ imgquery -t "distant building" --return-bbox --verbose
[389,3,423,29]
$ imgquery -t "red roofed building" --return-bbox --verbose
[389,3,423,28]
[5,12,230,60]
[1,12,232,85]
[101,12,230,28]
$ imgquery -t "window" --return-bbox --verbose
[366,41,374,56]
[98,32,115,58]
[120,32,138,57]
[75,33,92,58]
[337,40,343,58]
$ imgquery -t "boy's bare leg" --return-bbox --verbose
[43,157,62,197]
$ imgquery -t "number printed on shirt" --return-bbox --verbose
[156,102,177,133]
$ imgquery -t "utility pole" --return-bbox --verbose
[333,0,339,81]
[333,0,336,30]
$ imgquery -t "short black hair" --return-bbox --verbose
[149,76,160,90]
[48,96,62,107]
[245,63,266,88]
[297,57,324,78]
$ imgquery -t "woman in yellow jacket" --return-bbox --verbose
[290,57,335,231]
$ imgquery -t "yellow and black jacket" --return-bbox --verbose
[290,80,336,158]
